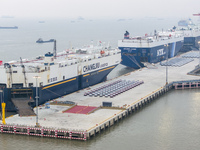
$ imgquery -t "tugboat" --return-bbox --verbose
[36,38,54,43]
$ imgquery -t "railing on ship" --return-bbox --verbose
[121,35,183,44]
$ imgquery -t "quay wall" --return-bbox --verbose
[85,79,200,140]
[1,79,200,141]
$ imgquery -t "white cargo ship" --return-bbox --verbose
[0,41,121,111]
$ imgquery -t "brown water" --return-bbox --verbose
[1,89,200,150]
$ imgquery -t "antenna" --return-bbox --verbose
[53,40,56,59]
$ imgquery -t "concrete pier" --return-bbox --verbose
[3,51,200,140]
[173,80,200,89]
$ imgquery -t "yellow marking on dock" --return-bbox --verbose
[51,102,74,106]
[101,106,126,110]
[76,106,88,114]
[87,107,101,115]
[99,110,124,125]
[62,104,77,113]
[42,78,76,90]
[83,74,90,77]
[87,110,124,132]
[98,66,115,73]
[127,87,164,108]
[6,115,14,119]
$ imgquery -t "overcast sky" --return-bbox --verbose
[0,0,200,19]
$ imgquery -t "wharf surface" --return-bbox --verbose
[3,51,200,140]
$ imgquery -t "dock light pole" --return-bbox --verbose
[165,44,169,85]
[0,90,2,107]
[33,76,40,127]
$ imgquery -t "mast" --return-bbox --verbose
[53,40,57,59]
[4,63,12,88]
[20,57,27,87]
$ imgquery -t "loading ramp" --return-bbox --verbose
[11,98,36,116]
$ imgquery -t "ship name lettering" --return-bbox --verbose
[48,77,57,83]
[124,48,130,51]
[83,62,100,72]
[157,49,165,56]
[100,63,108,68]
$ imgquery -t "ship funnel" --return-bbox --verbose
[44,52,54,66]
[124,31,129,39]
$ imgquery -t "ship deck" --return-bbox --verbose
[4,51,200,140]
[1,47,119,68]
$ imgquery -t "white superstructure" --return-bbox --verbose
[118,30,184,48]
[0,44,121,88]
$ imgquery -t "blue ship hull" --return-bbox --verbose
[0,65,117,111]
[119,41,183,69]
[183,36,200,49]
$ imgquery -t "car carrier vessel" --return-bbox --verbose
[0,41,121,111]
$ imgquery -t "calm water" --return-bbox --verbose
[0,17,179,62]
[0,18,200,150]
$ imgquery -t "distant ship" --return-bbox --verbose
[176,18,200,51]
[38,21,45,23]
[36,38,55,43]
[0,26,18,29]
[1,16,15,19]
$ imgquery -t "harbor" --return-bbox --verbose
[2,51,200,140]
[1,0,200,148]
